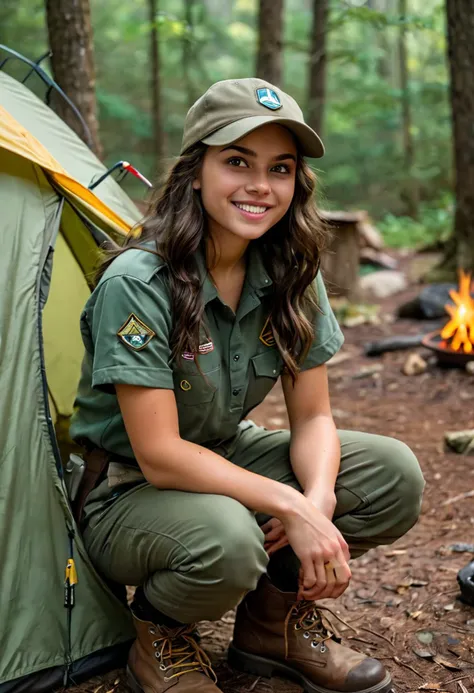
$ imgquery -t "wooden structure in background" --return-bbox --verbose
[321,210,381,298]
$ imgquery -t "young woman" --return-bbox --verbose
[71,78,424,693]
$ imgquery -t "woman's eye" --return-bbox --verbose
[271,164,290,174]
[227,157,248,167]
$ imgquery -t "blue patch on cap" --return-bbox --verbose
[256,88,282,110]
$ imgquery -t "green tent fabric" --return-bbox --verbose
[0,69,144,690]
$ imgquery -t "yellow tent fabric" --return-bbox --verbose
[0,103,132,236]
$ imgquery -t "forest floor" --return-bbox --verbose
[70,251,474,693]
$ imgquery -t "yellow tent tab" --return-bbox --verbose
[65,559,78,586]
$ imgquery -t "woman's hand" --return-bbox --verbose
[273,496,351,601]
[262,517,288,554]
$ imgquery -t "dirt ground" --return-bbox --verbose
[70,252,474,693]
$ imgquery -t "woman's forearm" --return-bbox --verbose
[289,415,341,517]
[137,436,302,520]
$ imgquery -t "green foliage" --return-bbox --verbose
[378,194,454,248]
[1,0,454,247]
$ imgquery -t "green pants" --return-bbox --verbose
[81,424,424,624]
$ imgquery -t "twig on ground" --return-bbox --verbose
[442,490,474,506]
[360,626,394,648]
[248,677,261,692]
[392,655,425,679]
[419,588,459,609]
[442,674,472,686]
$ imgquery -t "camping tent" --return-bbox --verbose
[0,57,145,691]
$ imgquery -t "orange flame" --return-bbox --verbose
[441,270,474,353]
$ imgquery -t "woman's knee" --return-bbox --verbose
[375,436,425,531]
[198,498,269,591]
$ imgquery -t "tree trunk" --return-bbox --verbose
[307,0,328,137]
[398,0,418,218]
[445,0,474,272]
[149,0,165,174]
[256,0,284,86]
[182,0,198,109]
[45,0,103,159]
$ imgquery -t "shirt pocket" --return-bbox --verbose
[244,350,282,414]
[173,366,220,406]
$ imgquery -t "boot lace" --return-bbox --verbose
[148,623,217,683]
[283,600,356,659]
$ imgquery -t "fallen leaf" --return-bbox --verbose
[413,648,434,659]
[411,580,429,587]
[443,603,455,611]
[408,610,423,619]
[416,631,434,645]
[432,655,462,670]
[418,684,442,691]
[381,584,398,592]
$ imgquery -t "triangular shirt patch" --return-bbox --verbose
[117,313,155,351]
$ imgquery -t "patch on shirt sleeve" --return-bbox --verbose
[117,313,155,351]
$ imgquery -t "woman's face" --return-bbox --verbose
[193,123,298,244]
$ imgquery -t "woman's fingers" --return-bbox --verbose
[265,535,289,556]
[261,518,280,534]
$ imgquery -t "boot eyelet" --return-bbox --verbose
[311,640,319,648]
[148,627,156,635]
[160,664,167,671]
[164,676,171,682]
[154,652,160,659]
[294,623,301,631]
[321,644,327,653]
[303,632,310,639]
[152,641,159,649]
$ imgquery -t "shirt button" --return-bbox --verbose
[232,388,241,396]
[233,354,240,361]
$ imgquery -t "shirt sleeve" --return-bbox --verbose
[299,271,345,371]
[81,274,174,393]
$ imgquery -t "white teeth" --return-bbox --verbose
[234,203,267,214]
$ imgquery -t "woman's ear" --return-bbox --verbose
[192,179,201,190]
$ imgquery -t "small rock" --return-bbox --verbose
[359,270,408,300]
[466,361,474,375]
[402,353,428,376]
[416,630,434,644]
[444,430,474,455]
[352,364,384,380]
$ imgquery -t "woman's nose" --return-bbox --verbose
[245,174,271,196]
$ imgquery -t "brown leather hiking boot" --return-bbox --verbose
[229,575,392,693]
[127,613,222,692]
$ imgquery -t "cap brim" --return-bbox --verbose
[201,115,325,158]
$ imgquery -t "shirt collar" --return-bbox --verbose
[196,242,273,306]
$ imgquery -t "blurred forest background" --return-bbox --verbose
[0,0,464,255]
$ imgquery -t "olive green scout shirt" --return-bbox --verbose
[70,245,344,459]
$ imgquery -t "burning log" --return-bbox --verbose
[422,270,474,366]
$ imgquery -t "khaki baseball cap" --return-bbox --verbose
[180,77,325,158]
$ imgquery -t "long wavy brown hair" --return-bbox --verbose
[97,142,331,381]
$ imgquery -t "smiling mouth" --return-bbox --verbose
[232,202,271,215]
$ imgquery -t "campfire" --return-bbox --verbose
[422,270,474,366]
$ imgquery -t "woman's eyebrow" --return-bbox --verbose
[220,145,296,162]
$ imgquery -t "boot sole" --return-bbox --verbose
[228,643,393,693]
[126,665,144,693]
